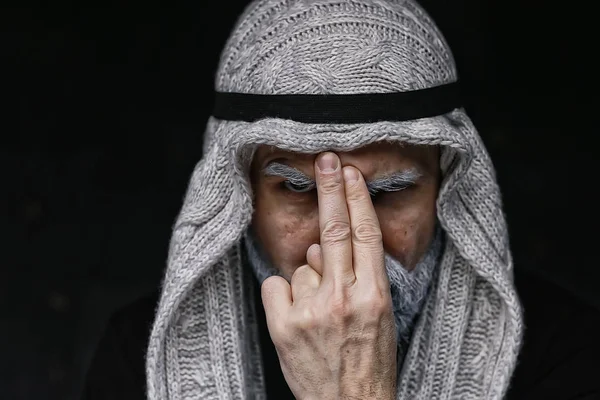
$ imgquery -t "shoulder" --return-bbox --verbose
[81,291,159,400]
[94,290,159,355]
[106,291,160,339]
[506,268,600,399]
[97,290,160,367]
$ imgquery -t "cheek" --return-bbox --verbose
[252,195,319,278]
[378,205,436,270]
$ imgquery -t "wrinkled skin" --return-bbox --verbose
[252,145,440,399]
[250,142,440,281]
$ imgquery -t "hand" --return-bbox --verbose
[261,152,398,400]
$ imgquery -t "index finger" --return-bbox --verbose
[314,152,354,285]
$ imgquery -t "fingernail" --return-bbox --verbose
[317,153,338,172]
[343,167,359,184]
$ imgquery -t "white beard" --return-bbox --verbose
[243,227,443,348]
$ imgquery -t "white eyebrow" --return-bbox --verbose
[263,161,421,195]
[367,169,422,194]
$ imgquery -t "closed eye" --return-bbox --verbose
[264,161,421,197]
[282,180,315,193]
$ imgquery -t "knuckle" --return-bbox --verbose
[269,320,289,345]
[297,307,319,330]
[352,221,383,244]
[291,264,313,282]
[287,305,320,333]
[328,295,353,320]
[360,290,393,316]
[374,296,393,315]
[344,183,366,202]
[321,220,351,244]
[318,173,343,194]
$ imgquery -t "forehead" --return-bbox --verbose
[253,141,439,177]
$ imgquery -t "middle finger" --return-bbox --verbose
[315,152,354,285]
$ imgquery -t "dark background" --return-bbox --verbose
[3,1,597,399]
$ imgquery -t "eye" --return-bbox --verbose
[282,180,314,193]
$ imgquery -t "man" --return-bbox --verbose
[82,0,600,399]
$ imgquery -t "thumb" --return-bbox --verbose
[261,275,292,337]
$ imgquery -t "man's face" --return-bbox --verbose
[250,142,440,280]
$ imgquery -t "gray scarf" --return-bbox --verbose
[145,0,524,399]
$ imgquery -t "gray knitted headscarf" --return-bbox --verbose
[146,0,524,399]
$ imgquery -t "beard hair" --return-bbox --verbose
[242,226,443,347]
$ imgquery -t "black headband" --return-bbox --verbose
[211,81,461,124]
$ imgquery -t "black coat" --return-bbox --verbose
[81,267,600,400]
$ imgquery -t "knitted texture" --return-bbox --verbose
[145,0,524,399]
